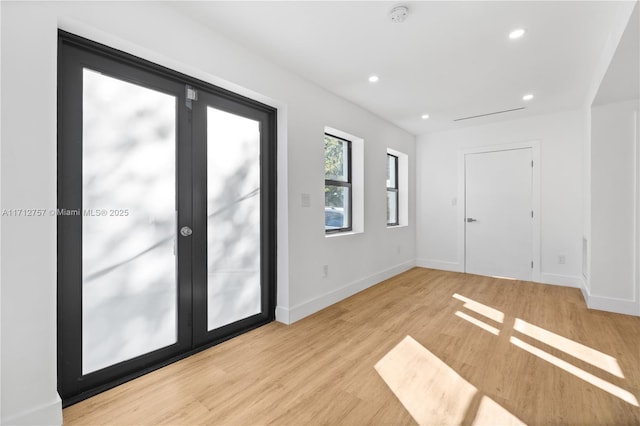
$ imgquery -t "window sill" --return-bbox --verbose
[387,224,408,229]
[325,230,363,238]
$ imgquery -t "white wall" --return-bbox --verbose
[589,100,639,314]
[581,1,637,297]
[582,105,592,293]
[416,110,585,288]
[583,2,640,317]
[0,1,415,424]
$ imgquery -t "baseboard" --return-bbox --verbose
[538,273,582,288]
[415,258,463,273]
[579,277,589,303]
[284,260,416,324]
[584,293,639,316]
[523,274,639,316]
[577,277,639,316]
[275,306,290,324]
[1,395,62,426]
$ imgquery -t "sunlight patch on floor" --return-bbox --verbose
[513,318,624,378]
[475,395,526,426]
[375,336,525,425]
[455,311,500,335]
[453,293,504,323]
[510,336,638,407]
[489,275,518,281]
[451,293,637,408]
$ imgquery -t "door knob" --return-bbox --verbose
[466,218,477,223]
[180,226,193,237]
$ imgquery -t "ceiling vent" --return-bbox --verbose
[453,107,525,122]
[390,6,409,23]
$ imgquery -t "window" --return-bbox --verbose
[325,133,352,233]
[387,148,408,227]
[387,154,399,226]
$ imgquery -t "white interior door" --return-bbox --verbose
[465,148,533,280]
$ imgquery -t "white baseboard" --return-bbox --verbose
[538,273,582,288]
[585,293,639,316]
[278,261,638,321]
[415,258,463,273]
[281,260,415,325]
[275,306,290,324]
[578,279,639,316]
[579,277,589,303]
[1,395,62,426]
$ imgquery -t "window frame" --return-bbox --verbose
[386,153,399,226]
[324,133,353,234]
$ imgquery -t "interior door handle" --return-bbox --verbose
[466,218,477,223]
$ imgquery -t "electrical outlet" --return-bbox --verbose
[558,255,566,265]
[323,265,329,278]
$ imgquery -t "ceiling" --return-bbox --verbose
[173,1,633,135]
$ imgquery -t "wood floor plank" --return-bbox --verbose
[63,268,640,425]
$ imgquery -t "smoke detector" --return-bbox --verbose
[390,6,409,23]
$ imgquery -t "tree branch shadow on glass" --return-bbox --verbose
[324,134,352,233]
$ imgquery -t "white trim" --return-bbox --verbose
[457,141,541,282]
[387,224,409,229]
[579,277,589,304]
[1,396,62,426]
[579,277,639,317]
[415,258,464,273]
[586,294,640,317]
[276,104,291,324]
[538,273,582,288]
[275,306,290,324]
[325,230,359,238]
[282,260,415,324]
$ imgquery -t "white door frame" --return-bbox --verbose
[457,141,541,282]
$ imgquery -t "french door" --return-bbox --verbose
[57,31,276,404]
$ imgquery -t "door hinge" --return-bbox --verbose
[186,85,198,109]
[531,261,534,269]
[531,210,534,218]
[531,160,534,167]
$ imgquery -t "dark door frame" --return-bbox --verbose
[57,31,277,406]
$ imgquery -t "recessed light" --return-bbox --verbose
[421,114,430,120]
[368,75,379,83]
[509,28,526,39]
[522,93,534,101]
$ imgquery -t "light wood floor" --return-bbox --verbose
[64,268,640,425]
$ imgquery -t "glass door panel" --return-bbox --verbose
[206,107,261,331]
[81,69,177,374]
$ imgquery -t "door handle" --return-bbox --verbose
[466,218,477,223]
